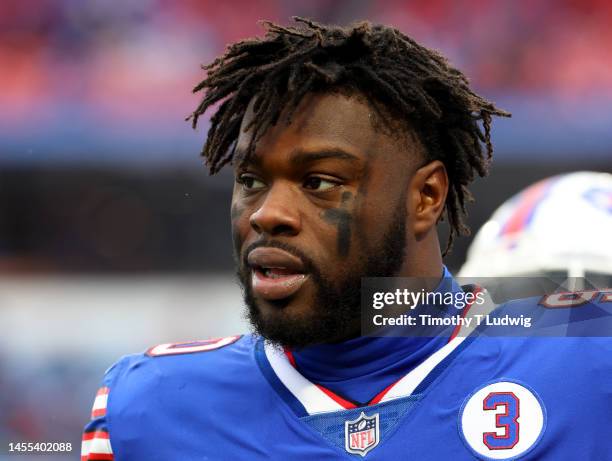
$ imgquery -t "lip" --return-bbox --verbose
[247,247,306,273]
[247,247,309,301]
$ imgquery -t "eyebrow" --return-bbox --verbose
[289,148,362,167]
[234,147,363,169]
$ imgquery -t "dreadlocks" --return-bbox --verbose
[188,17,510,253]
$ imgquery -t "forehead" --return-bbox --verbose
[235,91,419,166]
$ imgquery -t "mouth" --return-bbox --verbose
[247,247,310,301]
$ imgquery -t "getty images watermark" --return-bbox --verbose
[360,277,612,338]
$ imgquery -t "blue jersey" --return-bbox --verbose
[82,289,612,460]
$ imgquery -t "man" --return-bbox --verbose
[82,18,611,460]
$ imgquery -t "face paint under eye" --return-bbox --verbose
[321,191,354,258]
[231,203,246,262]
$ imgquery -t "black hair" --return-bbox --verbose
[188,17,510,253]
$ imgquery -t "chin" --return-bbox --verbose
[242,269,360,348]
[246,297,325,348]
[254,296,316,330]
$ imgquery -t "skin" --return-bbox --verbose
[231,91,449,344]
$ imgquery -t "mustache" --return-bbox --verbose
[241,239,317,275]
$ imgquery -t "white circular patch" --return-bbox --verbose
[459,380,546,460]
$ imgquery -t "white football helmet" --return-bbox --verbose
[459,171,612,281]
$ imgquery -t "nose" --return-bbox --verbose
[249,182,301,237]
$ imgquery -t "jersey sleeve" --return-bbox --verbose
[81,336,245,460]
[81,360,125,461]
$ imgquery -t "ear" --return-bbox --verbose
[408,160,448,239]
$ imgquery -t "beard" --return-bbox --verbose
[236,200,407,348]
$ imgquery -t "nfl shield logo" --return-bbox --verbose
[345,412,380,456]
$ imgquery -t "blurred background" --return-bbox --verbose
[0,0,611,458]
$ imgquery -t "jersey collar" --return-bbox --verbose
[253,275,495,417]
[261,334,471,416]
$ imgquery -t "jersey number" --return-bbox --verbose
[482,392,520,450]
[147,335,241,356]
[540,290,612,308]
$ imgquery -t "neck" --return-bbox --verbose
[288,265,459,404]
[399,233,444,278]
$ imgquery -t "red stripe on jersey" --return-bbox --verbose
[91,386,109,419]
[96,387,109,396]
[368,378,401,405]
[82,431,109,441]
[81,455,113,461]
[284,347,359,409]
[284,345,395,408]
[283,348,297,367]
[315,384,357,409]
[91,408,107,418]
[372,298,480,403]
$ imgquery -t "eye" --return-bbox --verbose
[237,174,266,191]
[303,176,339,191]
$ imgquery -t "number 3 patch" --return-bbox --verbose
[459,380,546,460]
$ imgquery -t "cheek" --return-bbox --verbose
[230,200,249,256]
[354,186,405,252]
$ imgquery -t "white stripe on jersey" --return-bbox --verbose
[264,343,346,415]
[92,393,108,413]
[379,336,466,403]
[81,432,113,459]
[264,289,496,414]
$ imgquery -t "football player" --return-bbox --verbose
[82,19,611,460]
